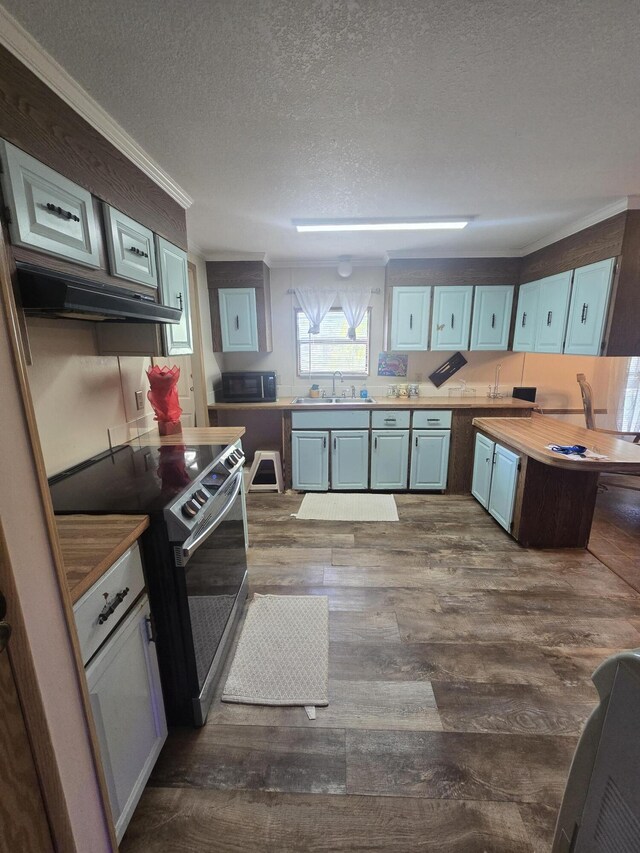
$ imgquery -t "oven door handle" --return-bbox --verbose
[180,471,243,563]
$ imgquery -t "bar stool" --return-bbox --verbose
[246,450,284,493]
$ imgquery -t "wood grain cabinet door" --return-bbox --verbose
[157,236,193,355]
[534,271,572,353]
[512,280,540,352]
[470,285,514,351]
[564,258,615,356]
[0,139,101,268]
[218,288,259,352]
[390,286,430,350]
[430,286,473,351]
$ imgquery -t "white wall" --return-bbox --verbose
[217,264,620,413]
[1,310,113,852]
[190,254,223,404]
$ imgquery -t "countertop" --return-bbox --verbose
[131,426,246,446]
[473,413,640,473]
[56,515,150,604]
[208,396,537,411]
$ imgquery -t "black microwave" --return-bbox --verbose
[218,371,277,403]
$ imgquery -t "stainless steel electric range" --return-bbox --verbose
[49,440,248,726]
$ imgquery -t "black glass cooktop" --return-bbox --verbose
[49,443,225,515]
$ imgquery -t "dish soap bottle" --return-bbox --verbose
[360,383,368,399]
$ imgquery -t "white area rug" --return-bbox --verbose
[222,594,328,707]
[293,492,399,522]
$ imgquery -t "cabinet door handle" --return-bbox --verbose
[128,245,149,258]
[491,313,496,328]
[145,615,156,643]
[415,435,419,447]
[409,313,413,330]
[46,202,80,222]
[177,292,183,310]
[521,311,527,327]
[547,310,552,326]
[451,313,455,328]
[235,315,240,330]
[333,437,336,450]
[323,436,326,449]
[581,303,588,323]
[383,417,396,423]
[375,436,378,450]
[97,587,130,625]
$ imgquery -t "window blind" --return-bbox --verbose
[296,308,369,376]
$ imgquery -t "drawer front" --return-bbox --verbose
[291,410,370,429]
[412,410,452,429]
[104,204,158,287]
[74,543,145,666]
[371,410,410,429]
[0,139,101,267]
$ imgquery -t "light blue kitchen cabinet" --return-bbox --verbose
[470,285,514,351]
[430,286,473,351]
[512,280,540,352]
[471,432,495,508]
[218,287,258,352]
[564,258,615,356]
[487,444,520,532]
[390,286,430,350]
[156,237,193,355]
[534,271,572,353]
[370,430,410,490]
[331,430,369,490]
[292,430,329,491]
[409,430,450,490]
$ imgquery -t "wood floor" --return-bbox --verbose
[121,491,640,853]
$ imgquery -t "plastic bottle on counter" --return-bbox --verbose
[360,383,368,399]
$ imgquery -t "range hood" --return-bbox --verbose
[16,262,181,324]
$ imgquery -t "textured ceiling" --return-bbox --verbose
[4,0,640,260]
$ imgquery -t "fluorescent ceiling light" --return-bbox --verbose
[294,218,470,233]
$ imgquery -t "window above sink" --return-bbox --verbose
[296,308,370,377]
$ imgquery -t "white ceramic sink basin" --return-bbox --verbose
[293,397,376,405]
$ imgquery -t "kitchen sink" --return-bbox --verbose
[292,397,376,405]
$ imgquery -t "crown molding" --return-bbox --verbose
[520,198,630,255]
[0,6,193,209]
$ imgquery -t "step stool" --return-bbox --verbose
[246,450,284,493]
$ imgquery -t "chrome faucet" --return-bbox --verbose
[332,371,343,396]
[351,384,356,398]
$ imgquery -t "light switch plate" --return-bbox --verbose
[135,389,144,411]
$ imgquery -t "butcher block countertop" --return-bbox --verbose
[473,413,640,473]
[56,515,149,604]
[209,396,537,411]
[133,426,245,446]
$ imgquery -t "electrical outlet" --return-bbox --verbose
[135,389,144,411]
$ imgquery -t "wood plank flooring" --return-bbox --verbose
[122,492,640,853]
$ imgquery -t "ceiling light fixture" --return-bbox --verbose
[293,217,470,233]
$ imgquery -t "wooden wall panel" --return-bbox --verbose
[606,211,640,356]
[0,45,187,250]
[519,214,626,284]
[386,257,522,287]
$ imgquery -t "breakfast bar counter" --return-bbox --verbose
[473,413,640,474]
[472,413,640,548]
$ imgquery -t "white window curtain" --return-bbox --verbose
[294,288,336,334]
[619,357,640,431]
[340,289,370,340]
